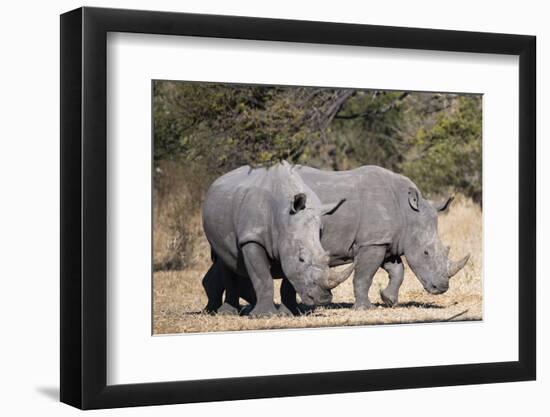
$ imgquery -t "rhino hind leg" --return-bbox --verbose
[218,270,241,315]
[241,242,279,318]
[202,260,225,314]
[380,256,404,307]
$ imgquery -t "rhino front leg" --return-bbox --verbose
[238,275,257,306]
[380,256,404,307]
[280,278,299,316]
[241,242,279,318]
[353,245,387,310]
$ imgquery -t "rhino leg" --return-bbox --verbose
[380,256,404,307]
[237,276,297,316]
[217,302,239,315]
[201,260,225,314]
[238,275,257,306]
[280,278,300,315]
[241,242,279,318]
[352,245,387,310]
[236,278,256,316]
[277,304,294,316]
[217,267,242,315]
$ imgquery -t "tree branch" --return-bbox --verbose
[335,92,409,120]
[321,89,356,129]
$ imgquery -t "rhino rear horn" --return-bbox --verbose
[323,262,355,289]
[448,254,470,278]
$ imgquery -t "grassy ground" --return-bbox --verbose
[153,195,482,334]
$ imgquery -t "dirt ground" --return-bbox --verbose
[153,196,482,334]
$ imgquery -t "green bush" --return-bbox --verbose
[400,96,482,202]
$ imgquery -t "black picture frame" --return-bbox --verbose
[60,6,536,410]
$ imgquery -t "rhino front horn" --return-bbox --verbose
[324,262,355,289]
[448,254,470,278]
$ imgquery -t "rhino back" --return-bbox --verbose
[202,166,278,273]
[296,165,402,262]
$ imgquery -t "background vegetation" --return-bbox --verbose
[153,82,482,194]
[153,81,482,271]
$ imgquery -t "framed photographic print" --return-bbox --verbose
[60,6,536,409]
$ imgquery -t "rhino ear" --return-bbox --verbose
[408,188,420,211]
[290,193,307,214]
[321,198,346,216]
[433,196,454,213]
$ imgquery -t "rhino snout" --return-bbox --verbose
[301,287,333,306]
[316,289,333,305]
[426,281,449,295]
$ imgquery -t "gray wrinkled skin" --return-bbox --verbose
[202,162,346,317]
[294,164,470,309]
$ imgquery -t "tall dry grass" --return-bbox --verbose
[153,170,483,334]
[153,162,213,271]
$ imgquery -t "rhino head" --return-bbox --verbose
[402,188,470,295]
[275,163,354,305]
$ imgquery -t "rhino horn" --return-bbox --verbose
[323,262,355,289]
[448,254,470,278]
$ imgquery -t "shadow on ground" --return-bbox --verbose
[182,300,447,317]
[36,386,59,401]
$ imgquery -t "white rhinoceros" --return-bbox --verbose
[201,162,352,317]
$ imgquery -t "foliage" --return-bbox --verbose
[153,81,482,201]
[154,82,345,171]
[400,96,482,202]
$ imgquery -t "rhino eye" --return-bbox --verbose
[298,256,305,263]
[424,250,429,257]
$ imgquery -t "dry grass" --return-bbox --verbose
[153,194,482,334]
[153,162,215,270]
